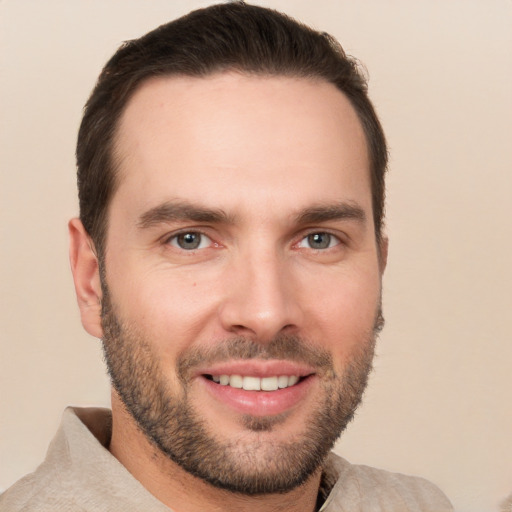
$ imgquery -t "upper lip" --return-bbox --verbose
[194,360,316,379]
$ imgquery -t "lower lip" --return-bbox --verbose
[200,375,315,417]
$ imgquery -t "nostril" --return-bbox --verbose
[218,283,302,341]
[228,324,257,336]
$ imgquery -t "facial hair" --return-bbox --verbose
[100,282,383,496]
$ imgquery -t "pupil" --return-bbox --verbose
[309,233,330,249]
[179,233,200,249]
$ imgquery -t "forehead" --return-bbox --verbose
[111,72,370,219]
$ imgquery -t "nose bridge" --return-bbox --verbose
[219,238,300,340]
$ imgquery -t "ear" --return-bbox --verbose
[68,218,103,339]
[378,235,389,274]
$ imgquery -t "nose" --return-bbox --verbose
[218,246,302,342]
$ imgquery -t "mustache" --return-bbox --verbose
[176,307,385,384]
[176,334,334,383]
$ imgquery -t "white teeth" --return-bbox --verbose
[261,376,278,391]
[212,374,300,390]
[243,376,261,391]
[278,376,289,388]
[288,375,299,386]
[229,375,243,388]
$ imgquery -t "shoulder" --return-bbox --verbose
[0,466,80,512]
[322,453,453,512]
[0,408,170,512]
[0,407,106,512]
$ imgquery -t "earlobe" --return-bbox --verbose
[68,218,103,339]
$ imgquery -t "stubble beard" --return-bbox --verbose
[100,283,383,496]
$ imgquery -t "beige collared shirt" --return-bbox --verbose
[0,407,453,511]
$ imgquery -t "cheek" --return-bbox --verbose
[304,268,381,360]
[112,268,222,354]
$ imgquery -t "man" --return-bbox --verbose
[0,3,453,511]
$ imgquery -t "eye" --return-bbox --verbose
[298,232,340,250]
[168,232,212,250]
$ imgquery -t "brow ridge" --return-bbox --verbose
[295,202,366,225]
[137,200,233,229]
[137,199,366,230]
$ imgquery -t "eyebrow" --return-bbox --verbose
[137,200,234,229]
[137,200,366,230]
[295,202,367,225]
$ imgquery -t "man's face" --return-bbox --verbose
[100,73,384,494]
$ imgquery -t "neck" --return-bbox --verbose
[109,393,323,512]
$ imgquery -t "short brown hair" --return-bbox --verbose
[76,2,387,255]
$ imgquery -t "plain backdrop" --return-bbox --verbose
[1,1,511,511]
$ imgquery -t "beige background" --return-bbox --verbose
[1,1,511,511]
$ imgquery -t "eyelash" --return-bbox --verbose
[164,229,344,252]
[295,231,343,251]
[166,230,214,251]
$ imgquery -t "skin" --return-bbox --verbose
[69,73,387,512]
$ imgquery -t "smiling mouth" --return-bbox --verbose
[203,374,308,391]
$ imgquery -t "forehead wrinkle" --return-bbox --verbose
[137,200,236,229]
